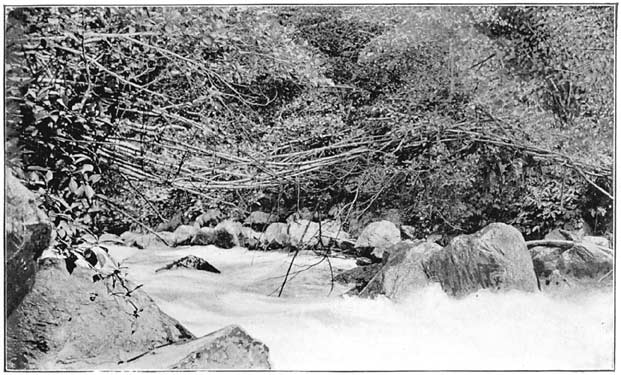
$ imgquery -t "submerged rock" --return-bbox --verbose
[6,172,53,315]
[7,258,194,370]
[156,255,220,274]
[424,223,538,297]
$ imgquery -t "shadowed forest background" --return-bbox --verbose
[5,6,614,254]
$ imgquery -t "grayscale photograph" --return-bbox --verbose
[4,4,615,371]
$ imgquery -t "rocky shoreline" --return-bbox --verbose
[6,174,613,370]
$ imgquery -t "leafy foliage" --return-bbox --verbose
[5,5,614,247]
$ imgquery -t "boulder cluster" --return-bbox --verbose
[6,174,271,370]
[119,209,356,251]
[337,222,613,300]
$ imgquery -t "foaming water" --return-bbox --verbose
[108,245,614,370]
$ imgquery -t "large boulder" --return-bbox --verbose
[120,325,271,370]
[6,172,53,315]
[261,223,290,249]
[174,225,199,246]
[288,219,321,248]
[424,223,538,297]
[355,220,401,257]
[195,209,222,228]
[244,211,278,232]
[6,257,194,369]
[360,241,442,300]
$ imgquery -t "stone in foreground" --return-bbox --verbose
[120,325,271,370]
[6,172,53,316]
[7,258,194,369]
[424,223,538,297]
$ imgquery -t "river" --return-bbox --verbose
[107,244,614,371]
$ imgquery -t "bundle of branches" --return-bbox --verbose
[94,108,612,201]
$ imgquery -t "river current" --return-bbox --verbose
[107,244,614,371]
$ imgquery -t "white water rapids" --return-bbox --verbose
[107,244,613,371]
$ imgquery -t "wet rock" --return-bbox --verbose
[120,325,270,370]
[195,209,222,228]
[424,223,538,297]
[562,243,612,279]
[262,223,290,249]
[156,255,220,274]
[191,227,236,249]
[155,212,184,232]
[174,225,199,246]
[6,172,53,316]
[170,325,270,369]
[335,263,383,293]
[288,219,321,248]
[370,239,418,260]
[319,220,353,249]
[244,211,278,232]
[6,258,194,370]
[239,227,262,249]
[355,220,401,257]
[214,220,243,247]
[531,239,612,282]
[360,241,441,300]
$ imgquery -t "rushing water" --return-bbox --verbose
[107,244,614,371]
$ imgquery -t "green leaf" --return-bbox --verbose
[84,185,95,200]
[68,178,78,193]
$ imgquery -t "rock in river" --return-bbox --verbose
[6,258,194,369]
[423,223,538,297]
[155,255,221,274]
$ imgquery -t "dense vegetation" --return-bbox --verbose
[5,6,614,253]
